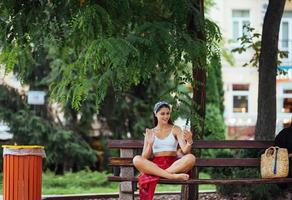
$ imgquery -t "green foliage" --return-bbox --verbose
[231,24,288,70]
[0,0,221,113]
[204,0,216,12]
[204,104,225,140]
[171,18,221,135]
[221,44,236,66]
[227,22,288,199]
[0,1,223,172]
[218,168,287,200]
[45,2,192,110]
[204,52,225,141]
[0,85,96,172]
[243,184,285,200]
[202,50,226,174]
[215,150,288,200]
[206,57,224,110]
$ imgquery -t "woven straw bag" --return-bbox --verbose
[260,146,289,178]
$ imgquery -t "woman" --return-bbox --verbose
[133,101,196,200]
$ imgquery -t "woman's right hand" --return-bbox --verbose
[144,128,155,145]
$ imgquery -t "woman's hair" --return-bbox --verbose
[153,101,173,126]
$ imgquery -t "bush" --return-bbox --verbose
[215,150,288,200]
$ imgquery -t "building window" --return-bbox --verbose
[283,98,292,113]
[283,122,291,128]
[282,89,292,113]
[232,10,250,41]
[281,22,289,48]
[279,11,292,63]
[232,84,249,113]
[233,96,248,113]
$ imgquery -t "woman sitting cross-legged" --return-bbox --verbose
[133,101,196,200]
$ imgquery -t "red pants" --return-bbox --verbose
[138,156,177,200]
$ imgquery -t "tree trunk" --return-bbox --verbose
[182,0,206,200]
[255,0,286,140]
[192,67,206,140]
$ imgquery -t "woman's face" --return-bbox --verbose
[156,107,171,125]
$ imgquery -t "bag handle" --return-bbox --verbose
[273,147,279,174]
[264,146,277,156]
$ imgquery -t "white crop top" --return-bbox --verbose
[152,126,178,154]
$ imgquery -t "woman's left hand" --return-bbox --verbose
[183,129,193,144]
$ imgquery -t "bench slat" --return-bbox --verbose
[108,140,274,149]
[109,157,262,167]
[108,176,292,185]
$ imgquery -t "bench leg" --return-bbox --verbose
[181,184,198,200]
[131,181,135,200]
[119,181,134,200]
[119,149,135,200]
[181,168,199,200]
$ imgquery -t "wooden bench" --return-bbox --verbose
[107,140,292,200]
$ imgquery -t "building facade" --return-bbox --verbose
[209,0,292,139]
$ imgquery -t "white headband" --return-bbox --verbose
[153,101,171,114]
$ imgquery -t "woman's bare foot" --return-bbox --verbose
[172,173,189,180]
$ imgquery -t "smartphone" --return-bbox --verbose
[183,119,190,132]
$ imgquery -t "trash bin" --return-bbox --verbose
[2,145,46,200]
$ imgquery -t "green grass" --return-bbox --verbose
[42,171,215,194]
[156,172,215,192]
[0,171,215,195]
[42,170,119,194]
